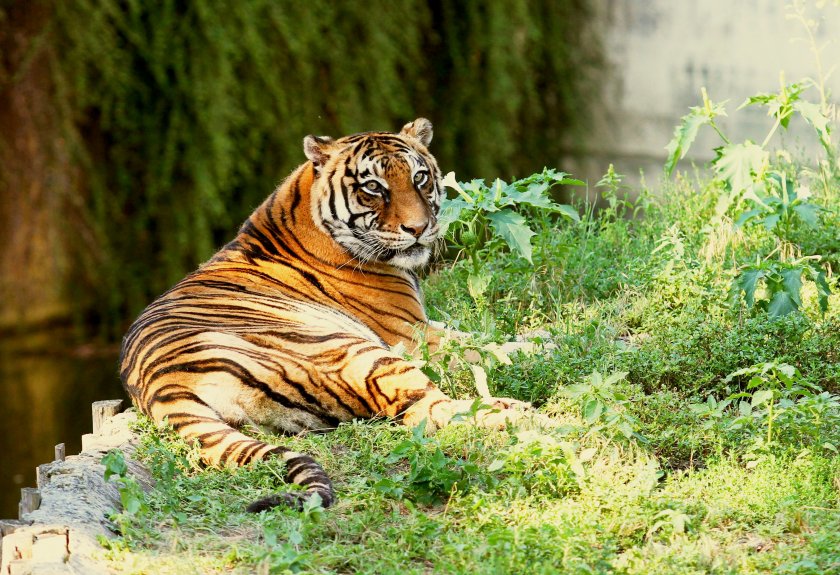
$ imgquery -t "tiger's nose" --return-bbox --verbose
[400,222,428,238]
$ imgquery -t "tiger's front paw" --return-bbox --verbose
[477,404,556,431]
[439,398,554,431]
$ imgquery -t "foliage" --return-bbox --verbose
[1,0,602,332]
[664,77,835,320]
[665,79,836,197]
[731,257,831,317]
[560,370,647,443]
[374,418,489,505]
[102,449,147,517]
[691,362,840,454]
[735,171,823,241]
[439,168,582,304]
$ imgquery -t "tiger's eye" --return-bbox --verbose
[363,181,382,194]
[413,171,429,187]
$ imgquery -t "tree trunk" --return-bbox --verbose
[0,2,74,331]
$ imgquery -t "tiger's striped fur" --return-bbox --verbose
[120,119,528,510]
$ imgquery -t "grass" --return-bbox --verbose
[100,168,840,574]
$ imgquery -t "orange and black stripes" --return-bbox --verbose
[120,120,465,511]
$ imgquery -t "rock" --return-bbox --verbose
[0,408,151,574]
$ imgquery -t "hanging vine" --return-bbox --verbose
[2,0,602,334]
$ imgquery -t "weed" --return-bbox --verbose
[102,449,147,517]
[561,371,648,443]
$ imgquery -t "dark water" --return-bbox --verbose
[0,332,125,518]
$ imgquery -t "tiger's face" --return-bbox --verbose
[303,119,442,270]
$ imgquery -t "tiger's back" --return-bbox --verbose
[120,119,527,510]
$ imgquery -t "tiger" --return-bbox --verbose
[119,118,540,511]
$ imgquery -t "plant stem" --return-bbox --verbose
[710,120,731,145]
[761,116,782,150]
[767,401,774,444]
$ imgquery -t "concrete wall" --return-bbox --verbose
[567,0,840,187]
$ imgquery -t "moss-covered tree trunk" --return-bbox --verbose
[0,3,74,330]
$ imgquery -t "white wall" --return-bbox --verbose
[567,0,840,187]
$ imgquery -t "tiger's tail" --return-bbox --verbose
[148,386,334,510]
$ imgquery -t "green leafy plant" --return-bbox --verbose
[375,419,490,505]
[252,495,324,572]
[731,256,830,317]
[102,449,147,516]
[666,81,834,319]
[561,371,647,443]
[487,432,587,498]
[664,87,730,179]
[664,78,834,211]
[692,362,840,453]
[439,168,582,303]
[646,508,694,542]
[596,163,645,220]
[735,171,824,242]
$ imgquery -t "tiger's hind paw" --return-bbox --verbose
[246,488,334,513]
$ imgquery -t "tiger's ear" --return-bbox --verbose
[400,118,433,147]
[303,135,335,170]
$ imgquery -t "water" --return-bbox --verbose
[0,332,125,518]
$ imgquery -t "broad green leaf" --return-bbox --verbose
[582,398,604,422]
[739,400,753,416]
[751,389,774,407]
[713,142,768,196]
[438,197,469,236]
[604,371,629,386]
[487,209,536,263]
[517,168,583,187]
[735,208,765,227]
[121,488,142,515]
[780,267,803,306]
[505,181,553,209]
[616,421,634,439]
[807,267,831,313]
[793,203,820,227]
[746,376,764,390]
[562,384,590,400]
[767,290,798,317]
[102,450,127,481]
[762,213,780,232]
[420,364,441,383]
[664,107,711,176]
[741,82,804,128]
[794,100,832,146]
[554,204,581,222]
[735,267,764,308]
[775,363,797,385]
[470,364,491,399]
[561,177,585,186]
[689,402,709,415]
[467,272,491,300]
[504,183,580,221]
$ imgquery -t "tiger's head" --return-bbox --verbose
[303,118,442,270]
